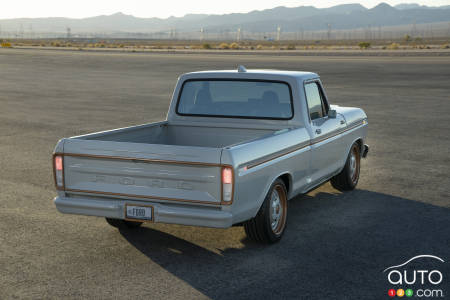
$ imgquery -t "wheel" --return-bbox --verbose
[105,218,143,229]
[331,142,361,191]
[244,179,288,244]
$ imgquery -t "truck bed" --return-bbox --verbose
[59,122,278,206]
[81,122,275,148]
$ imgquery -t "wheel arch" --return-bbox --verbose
[346,137,364,159]
[253,172,292,216]
[336,137,364,175]
[354,138,363,154]
[278,173,292,199]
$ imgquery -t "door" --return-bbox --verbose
[304,81,347,186]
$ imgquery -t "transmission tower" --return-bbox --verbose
[66,27,71,39]
[327,24,332,40]
[277,26,281,41]
[237,27,241,42]
[19,23,24,38]
[200,28,204,41]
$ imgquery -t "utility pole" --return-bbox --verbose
[412,20,417,37]
[200,28,204,41]
[66,27,71,39]
[297,27,303,41]
[327,24,332,40]
[19,23,24,38]
[27,24,33,39]
[169,28,176,39]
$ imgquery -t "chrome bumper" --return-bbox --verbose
[362,144,369,158]
[54,196,233,228]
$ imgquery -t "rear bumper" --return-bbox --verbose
[54,195,233,228]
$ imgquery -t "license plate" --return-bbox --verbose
[125,205,153,221]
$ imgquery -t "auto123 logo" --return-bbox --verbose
[383,255,445,298]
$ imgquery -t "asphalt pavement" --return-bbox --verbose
[0,49,449,299]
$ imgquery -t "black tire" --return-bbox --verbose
[105,218,143,229]
[331,142,361,191]
[244,179,288,244]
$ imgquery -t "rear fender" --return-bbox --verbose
[250,171,293,218]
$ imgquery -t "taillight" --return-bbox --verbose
[222,167,233,203]
[54,155,64,189]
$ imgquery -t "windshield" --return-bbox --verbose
[176,80,293,119]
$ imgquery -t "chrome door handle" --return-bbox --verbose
[315,129,322,134]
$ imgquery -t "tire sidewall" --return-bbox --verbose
[345,143,360,188]
[262,179,288,243]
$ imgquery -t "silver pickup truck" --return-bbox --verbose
[53,66,368,243]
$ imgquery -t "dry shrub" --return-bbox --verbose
[219,43,230,49]
[287,44,296,50]
[230,42,239,49]
[387,43,400,50]
[358,42,371,49]
[202,43,212,49]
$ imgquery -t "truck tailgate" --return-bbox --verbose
[61,139,224,205]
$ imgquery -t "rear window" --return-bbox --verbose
[176,80,293,119]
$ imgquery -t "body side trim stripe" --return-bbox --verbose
[246,120,365,169]
[65,188,223,206]
[58,153,224,167]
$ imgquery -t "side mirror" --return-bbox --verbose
[328,109,337,118]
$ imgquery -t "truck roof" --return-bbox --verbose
[182,68,319,81]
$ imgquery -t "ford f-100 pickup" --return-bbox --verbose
[52,66,368,243]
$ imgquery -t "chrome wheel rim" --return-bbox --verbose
[269,185,287,235]
[349,151,357,179]
[349,146,360,183]
[270,189,281,231]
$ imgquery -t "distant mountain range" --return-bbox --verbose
[1,2,449,34]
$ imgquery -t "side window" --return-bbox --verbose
[304,82,328,120]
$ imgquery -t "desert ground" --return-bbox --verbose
[0,48,449,299]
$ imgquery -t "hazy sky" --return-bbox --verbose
[1,0,449,19]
